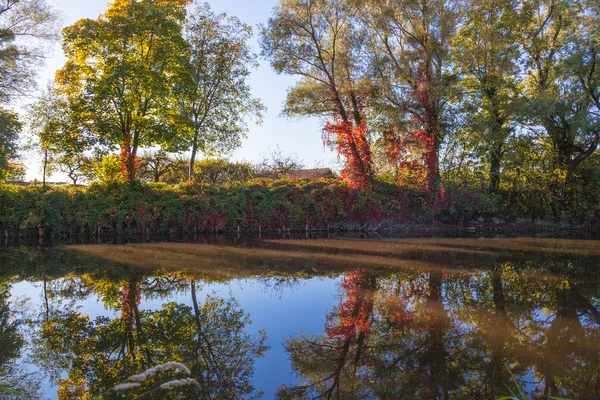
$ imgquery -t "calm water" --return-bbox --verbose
[0,238,599,399]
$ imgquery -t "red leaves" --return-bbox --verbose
[121,281,141,331]
[384,50,440,194]
[120,135,140,182]
[325,269,375,341]
[322,82,372,190]
[324,119,372,190]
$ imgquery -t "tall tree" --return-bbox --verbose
[0,0,60,103]
[0,108,22,181]
[518,0,599,183]
[176,4,263,182]
[453,0,521,193]
[27,85,94,185]
[261,0,373,189]
[0,0,59,182]
[358,0,463,191]
[56,0,191,182]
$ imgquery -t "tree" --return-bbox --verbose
[257,147,305,179]
[56,0,191,182]
[0,0,60,103]
[562,0,600,180]
[278,270,377,399]
[261,0,373,189]
[0,284,43,397]
[0,0,59,183]
[88,154,125,185]
[453,0,521,193]
[138,151,176,183]
[357,0,463,192]
[34,276,268,399]
[518,0,599,184]
[47,154,94,185]
[176,4,263,182]
[0,108,22,181]
[27,85,94,185]
[194,158,253,186]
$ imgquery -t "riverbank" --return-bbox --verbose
[1,179,598,245]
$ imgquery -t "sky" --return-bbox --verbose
[21,0,340,181]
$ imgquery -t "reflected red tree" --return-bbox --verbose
[278,269,376,399]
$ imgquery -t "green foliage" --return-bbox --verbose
[0,0,60,103]
[56,0,193,180]
[176,4,263,181]
[2,177,599,244]
[0,109,22,181]
[90,155,124,185]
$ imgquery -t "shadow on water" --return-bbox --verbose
[0,237,598,399]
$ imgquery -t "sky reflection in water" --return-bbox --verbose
[0,237,598,399]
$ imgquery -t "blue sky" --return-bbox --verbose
[22,0,339,181]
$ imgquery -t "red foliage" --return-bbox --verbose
[184,199,228,233]
[120,134,140,182]
[326,269,376,341]
[381,273,444,335]
[384,50,440,193]
[324,118,372,190]
[323,83,372,190]
[121,281,141,332]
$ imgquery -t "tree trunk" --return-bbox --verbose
[189,132,199,182]
[487,269,509,397]
[489,147,502,194]
[42,149,48,186]
[416,51,441,192]
[424,270,449,399]
[121,132,138,182]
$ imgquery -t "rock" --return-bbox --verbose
[534,219,552,226]
[491,217,505,224]
[559,218,571,228]
[515,217,531,224]
[477,217,485,223]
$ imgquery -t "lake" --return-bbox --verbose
[0,237,598,399]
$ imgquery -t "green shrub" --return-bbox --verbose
[1,177,599,244]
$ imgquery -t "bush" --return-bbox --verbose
[1,177,599,244]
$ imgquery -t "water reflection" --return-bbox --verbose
[0,238,598,399]
[0,283,43,397]
[29,274,268,399]
[281,264,599,399]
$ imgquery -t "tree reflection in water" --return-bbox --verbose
[279,263,599,399]
[0,284,43,397]
[0,238,598,399]
[31,274,268,399]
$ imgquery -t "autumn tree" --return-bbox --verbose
[278,270,376,398]
[357,0,463,192]
[261,0,373,189]
[518,0,599,184]
[453,0,521,193]
[176,4,263,182]
[56,0,191,182]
